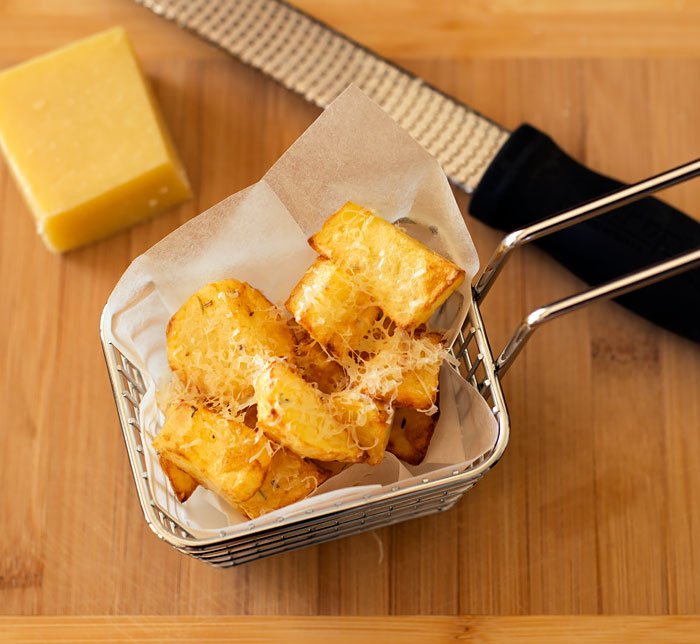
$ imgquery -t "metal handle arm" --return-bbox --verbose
[473,158,700,301]
[495,248,700,377]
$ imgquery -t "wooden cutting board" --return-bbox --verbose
[1,0,699,622]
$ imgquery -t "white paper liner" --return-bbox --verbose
[103,86,498,539]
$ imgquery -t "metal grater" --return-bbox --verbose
[135,0,510,193]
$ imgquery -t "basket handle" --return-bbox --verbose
[492,247,700,376]
[473,157,700,300]
[471,158,700,376]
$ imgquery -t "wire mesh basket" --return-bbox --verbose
[101,160,700,567]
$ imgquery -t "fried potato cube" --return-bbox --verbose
[287,258,444,409]
[166,279,295,405]
[359,331,443,410]
[152,404,272,506]
[237,448,330,519]
[331,391,392,466]
[286,258,381,359]
[255,361,365,463]
[309,202,465,328]
[387,404,440,465]
[159,456,198,503]
[394,363,440,409]
[294,330,347,394]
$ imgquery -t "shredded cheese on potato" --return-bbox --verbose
[158,211,458,467]
[291,275,451,414]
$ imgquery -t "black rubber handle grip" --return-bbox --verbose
[470,124,700,343]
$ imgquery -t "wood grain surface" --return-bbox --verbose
[1,0,700,619]
[3,616,700,643]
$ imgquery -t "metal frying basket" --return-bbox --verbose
[100,160,700,567]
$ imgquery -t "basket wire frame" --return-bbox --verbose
[100,295,509,567]
[101,156,700,567]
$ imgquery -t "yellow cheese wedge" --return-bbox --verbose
[0,27,190,252]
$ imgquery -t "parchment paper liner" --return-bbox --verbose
[103,86,498,538]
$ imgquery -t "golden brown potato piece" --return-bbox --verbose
[166,279,295,406]
[255,361,365,463]
[331,391,392,466]
[237,448,330,519]
[387,404,440,465]
[152,404,272,506]
[294,330,347,394]
[287,258,444,409]
[159,456,198,503]
[286,258,381,359]
[309,202,465,328]
[358,331,443,410]
[394,364,440,409]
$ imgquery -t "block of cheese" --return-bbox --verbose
[0,27,190,252]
